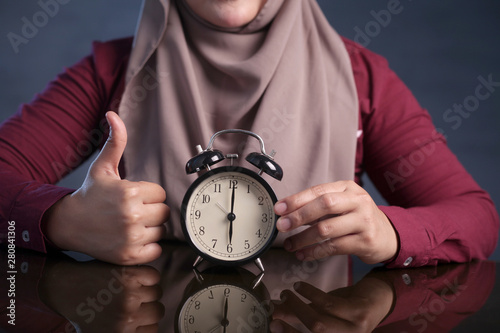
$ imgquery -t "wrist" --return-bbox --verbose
[379,209,399,263]
[42,193,77,251]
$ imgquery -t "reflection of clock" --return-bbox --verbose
[181,129,283,270]
[175,266,271,333]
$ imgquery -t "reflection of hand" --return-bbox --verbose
[274,181,397,264]
[271,277,393,333]
[39,259,164,333]
[43,111,170,265]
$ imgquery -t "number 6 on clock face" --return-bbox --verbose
[181,166,279,266]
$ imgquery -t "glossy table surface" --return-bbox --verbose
[1,242,499,332]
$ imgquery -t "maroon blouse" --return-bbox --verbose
[0,37,497,268]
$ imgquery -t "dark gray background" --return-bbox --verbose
[1,1,499,260]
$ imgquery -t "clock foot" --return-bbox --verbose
[254,258,265,272]
[193,256,204,268]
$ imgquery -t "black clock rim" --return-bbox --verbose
[180,166,279,267]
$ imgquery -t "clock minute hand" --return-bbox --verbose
[222,297,229,332]
[228,185,236,244]
[230,183,235,215]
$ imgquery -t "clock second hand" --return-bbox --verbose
[216,202,229,215]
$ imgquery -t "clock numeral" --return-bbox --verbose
[194,210,201,220]
[214,183,221,193]
[224,288,231,297]
[202,194,210,203]
[194,301,201,310]
[199,226,205,235]
[188,315,195,324]
[255,229,262,238]
[247,185,251,193]
[262,213,268,223]
[229,180,238,189]
[244,240,250,249]
[227,244,233,253]
[241,293,247,302]
[208,290,214,299]
[212,239,217,248]
[258,196,264,205]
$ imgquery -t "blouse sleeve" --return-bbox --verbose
[0,38,131,253]
[344,38,499,267]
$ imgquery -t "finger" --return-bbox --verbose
[277,191,357,232]
[272,290,309,322]
[275,181,352,216]
[141,203,170,227]
[270,319,301,333]
[136,301,165,326]
[279,289,344,332]
[132,242,163,265]
[284,214,362,252]
[124,285,162,308]
[90,111,127,179]
[137,181,167,204]
[117,302,164,332]
[295,233,370,262]
[293,282,355,317]
[122,265,161,286]
[142,225,167,244]
[136,324,160,333]
[293,282,331,305]
[294,282,378,325]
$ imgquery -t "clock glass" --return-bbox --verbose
[181,167,278,265]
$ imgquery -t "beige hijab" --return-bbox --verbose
[119,0,359,243]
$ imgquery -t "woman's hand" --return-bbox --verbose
[39,259,164,333]
[274,181,398,264]
[271,278,393,332]
[43,111,170,265]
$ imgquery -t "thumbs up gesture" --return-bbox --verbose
[44,112,170,265]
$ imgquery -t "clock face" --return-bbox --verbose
[178,284,269,333]
[181,167,278,265]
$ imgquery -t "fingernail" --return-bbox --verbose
[275,201,287,215]
[277,217,291,231]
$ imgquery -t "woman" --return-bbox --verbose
[0,0,498,267]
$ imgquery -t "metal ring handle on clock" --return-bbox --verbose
[186,129,284,181]
[206,129,270,157]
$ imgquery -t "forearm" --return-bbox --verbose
[0,165,74,252]
[381,194,498,268]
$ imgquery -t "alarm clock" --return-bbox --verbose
[175,266,271,333]
[180,129,283,271]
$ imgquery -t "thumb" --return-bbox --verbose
[90,111,127,179]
